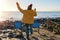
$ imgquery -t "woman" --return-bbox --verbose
[16,2,37,40]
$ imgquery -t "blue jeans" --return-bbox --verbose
[25,24,33,39]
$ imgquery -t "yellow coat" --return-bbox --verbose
[17,4,37,24]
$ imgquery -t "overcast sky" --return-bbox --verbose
[0,0,60,11]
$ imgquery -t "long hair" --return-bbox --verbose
[27,4,32,10]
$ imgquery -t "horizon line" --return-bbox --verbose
[1,11,60,12]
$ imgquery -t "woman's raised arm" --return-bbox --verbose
[34,8,37,16]
[16,2,23,13]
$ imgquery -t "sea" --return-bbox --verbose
[1,11,60,21]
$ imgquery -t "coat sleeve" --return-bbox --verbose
[34,8,37,16]
[16,2,24,13]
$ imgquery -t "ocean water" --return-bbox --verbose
[1,11,60,21]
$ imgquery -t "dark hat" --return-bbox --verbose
[27,4,32,10]
[28,4,32,7]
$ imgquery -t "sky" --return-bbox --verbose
[0,0,60,21]
[0,0,60,11]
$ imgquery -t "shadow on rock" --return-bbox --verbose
[31,36,39,40]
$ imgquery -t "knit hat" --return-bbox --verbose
[27,4,32,10]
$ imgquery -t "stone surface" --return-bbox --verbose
[0,29,60,40]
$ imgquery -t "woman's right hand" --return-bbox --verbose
[16,2,19,5]
[34,8,36,11]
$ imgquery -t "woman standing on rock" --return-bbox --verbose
[16,2,37,40]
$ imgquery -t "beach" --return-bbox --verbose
[0,11,60,40]
[0,27,60,40]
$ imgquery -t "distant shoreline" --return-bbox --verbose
[2,11,60,12]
